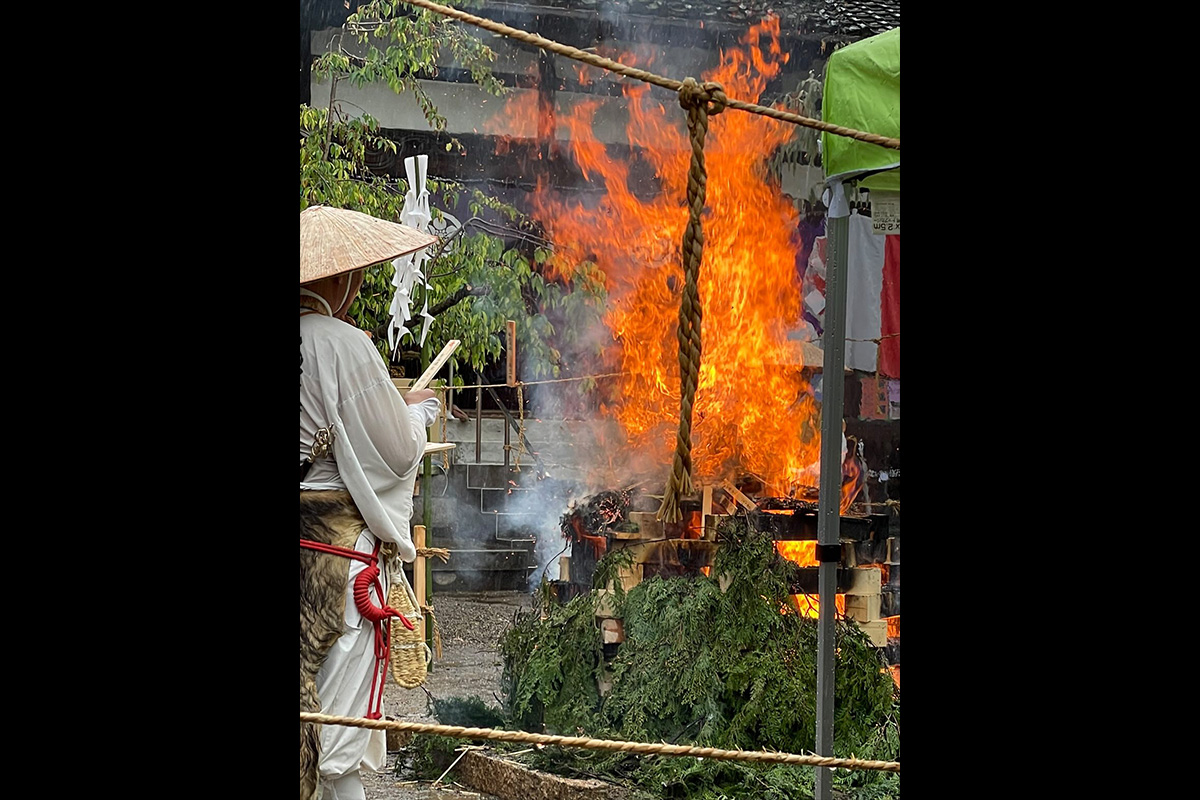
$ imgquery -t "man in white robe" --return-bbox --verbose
[300,265,440,800]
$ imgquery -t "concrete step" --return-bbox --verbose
[438,418,621,479]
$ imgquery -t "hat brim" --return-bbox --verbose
[300,205,440,285]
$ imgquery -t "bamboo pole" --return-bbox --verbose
[506,320,517,387]
[420,343,435,670]
[413,524,427,645]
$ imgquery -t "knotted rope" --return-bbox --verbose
[392,0,900,150]
[656,78,725,523]
[416,546,451,561]
[298,712,901,773]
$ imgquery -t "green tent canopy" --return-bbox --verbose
[821,27,899,193]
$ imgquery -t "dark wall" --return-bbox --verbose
[843,370,900,504]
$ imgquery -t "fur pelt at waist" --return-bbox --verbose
[300,490,366,550]
[300,490,364,672]
[299,489,366,800]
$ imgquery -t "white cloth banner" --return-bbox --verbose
[803,210,885,373]
[843,212,884,372]
[389,154,435,357]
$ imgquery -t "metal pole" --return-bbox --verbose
[475,385,482,463]
[421,345,435,669]
[814,182,851,800]
[503,410,511,469]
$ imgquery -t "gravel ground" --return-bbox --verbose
[360,590,534,800]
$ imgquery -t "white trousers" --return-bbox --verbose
[319,769,365,800]
[316,530,391,783]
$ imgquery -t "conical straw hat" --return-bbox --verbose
[300,205,439,284]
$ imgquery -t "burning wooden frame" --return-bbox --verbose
[551,482,900,687]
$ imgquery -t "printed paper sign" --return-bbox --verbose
[871,191,900,234]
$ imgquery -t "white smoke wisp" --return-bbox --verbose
[503,479,584,591]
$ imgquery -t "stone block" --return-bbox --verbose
[847,566,882,596]
[844,593,881,623]
[600,618,625,644]
[854,619,888,647]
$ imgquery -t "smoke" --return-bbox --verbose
[501,477,583,591]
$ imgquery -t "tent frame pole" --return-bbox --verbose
[814,181,851,800]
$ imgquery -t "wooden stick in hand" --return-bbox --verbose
[410,339,460,392]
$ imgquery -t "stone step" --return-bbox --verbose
[438,418,620,478]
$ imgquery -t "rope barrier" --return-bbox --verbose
[394,0,900,150]
[298,712,901,773]
[514,381,528,470]
[415,546,451,561]
[423,371,627,392]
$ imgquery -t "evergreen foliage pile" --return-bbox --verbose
[492,515,901,799]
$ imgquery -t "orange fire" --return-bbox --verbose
[497,18,838,496]
[840,453,863,513]
[775,539,818,566]
[788,592,846,619]
[774,540,845,619]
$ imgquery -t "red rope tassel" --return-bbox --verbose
[301,537,415,720]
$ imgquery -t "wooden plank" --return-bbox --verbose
[413,525,427,645]
[411,339,461,392]
[506,320,517,387]
[424,441,456,454]
[625,512,663,540]
[703,514,728,540]
[459,750,630,800]
[720,481,757,511]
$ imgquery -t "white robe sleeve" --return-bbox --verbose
[407,396,442,429]
[330,349,427,563]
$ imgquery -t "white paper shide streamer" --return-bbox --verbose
[389,154,436,358]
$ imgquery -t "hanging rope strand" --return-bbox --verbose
[657,78,723,523]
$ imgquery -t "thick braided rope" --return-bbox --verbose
[395,0,899,150]
[299,712,901,773]
[657,78,721,523]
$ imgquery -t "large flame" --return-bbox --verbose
[495,17,834,495]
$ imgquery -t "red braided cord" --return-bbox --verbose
[301,537,415,719]
[300,539,375,564]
